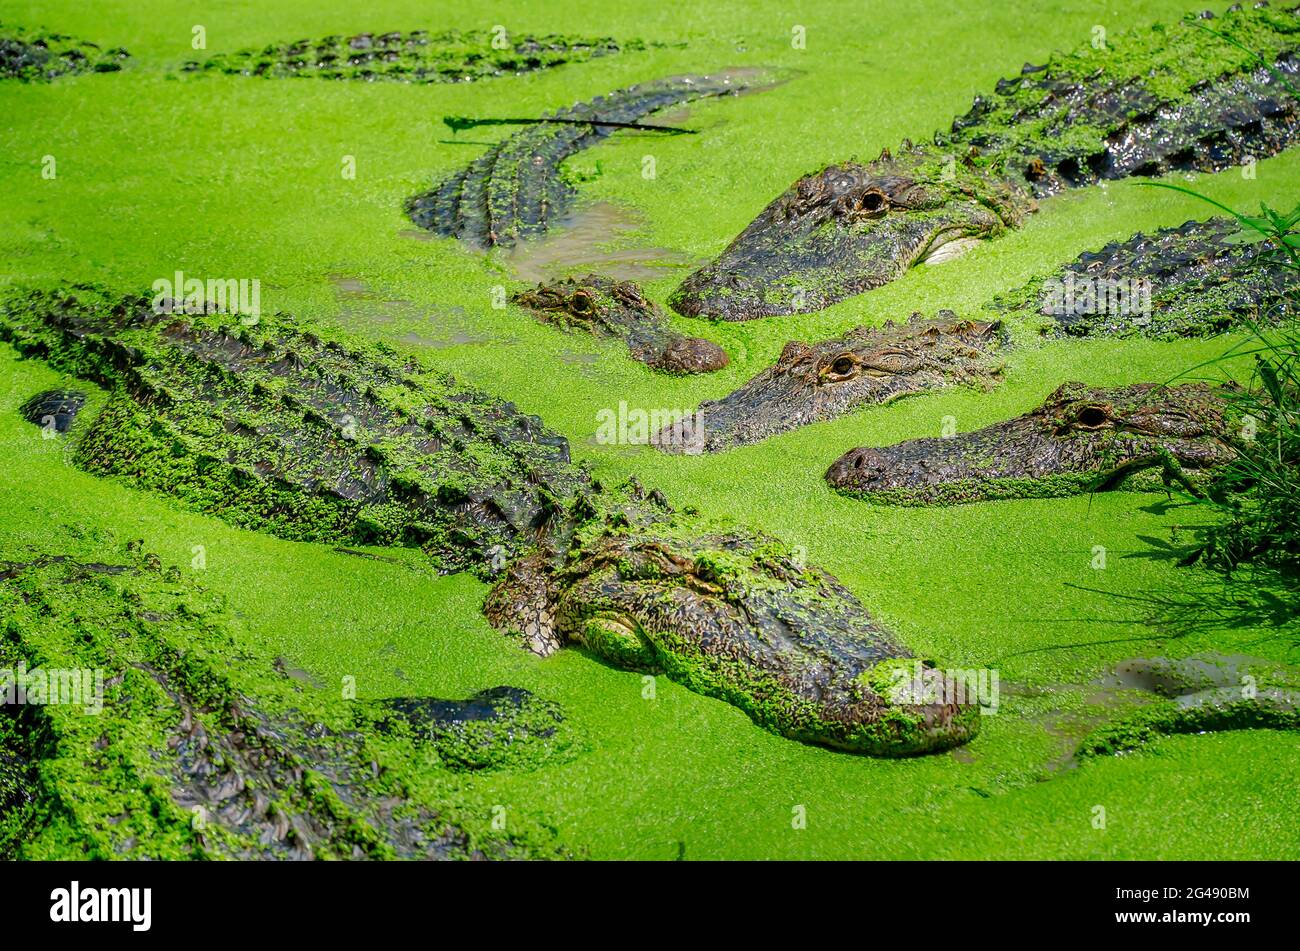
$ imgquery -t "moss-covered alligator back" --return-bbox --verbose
[191,29,638,84]
[1,26,128,80]
[0,546,567,859]
[990,217,1298,337]
[0,285,585,578]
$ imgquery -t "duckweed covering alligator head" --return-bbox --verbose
[827,381,1241,504]
[0,285,978,755]
[672,3,1300,319]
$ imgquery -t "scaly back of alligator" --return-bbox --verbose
[990,216,1298,337]
[0,27,129,79]
[406,71,767,247]
[673,4,1300,320]
[0,286,584,576]
[192,29,631,83]
[947,5,1300,193]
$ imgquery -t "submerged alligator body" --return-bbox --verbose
[512,275,728,373]
[407,70,771,248]
[658,315,1003,452]
[19,388,85,434]
[670,216,1291,453]
[997,216,1297,338]
[0,286,978,755]
[0,549,567,859]
[1,28,128,80]
[368,686,576,772]
[672,4,1300,320]
[192,29,635,83]
[1078,654,1300,756]
[826,382,1240,504]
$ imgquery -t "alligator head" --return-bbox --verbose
[513,274,728,373]
[826,381,1239,504]
[670,147,1032,321]
[485,497,981,754]
[657,314,1003,453]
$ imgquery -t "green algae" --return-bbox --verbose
[363,688,583,772]
[1,0,1298,860]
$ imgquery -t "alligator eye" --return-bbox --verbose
[570,291,595,315]
[822,355,858,380]
[857,191,887,213]
[1076,406,1110,428]
[842,188,895,219]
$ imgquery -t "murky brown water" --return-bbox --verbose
[504,202,693,284]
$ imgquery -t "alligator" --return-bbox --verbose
[663,215,1292,453]
[191,29,637,84]
[0,285,979,755]
[18,388,85,434]
[1,28,128,80]
[826,381,1241,504]
[0,548,569,859]
[368,686,577,772]
[512,275,729,374]
[994,216,1298,337]
[671,3,1300,320]
[406,70,774,248]
[1078,654,1300,756]
[657,315,1003,453]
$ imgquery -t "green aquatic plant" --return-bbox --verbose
[1136,186,1300,579]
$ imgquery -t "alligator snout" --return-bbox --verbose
[826,446,891,487]
[654,335,729,374]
